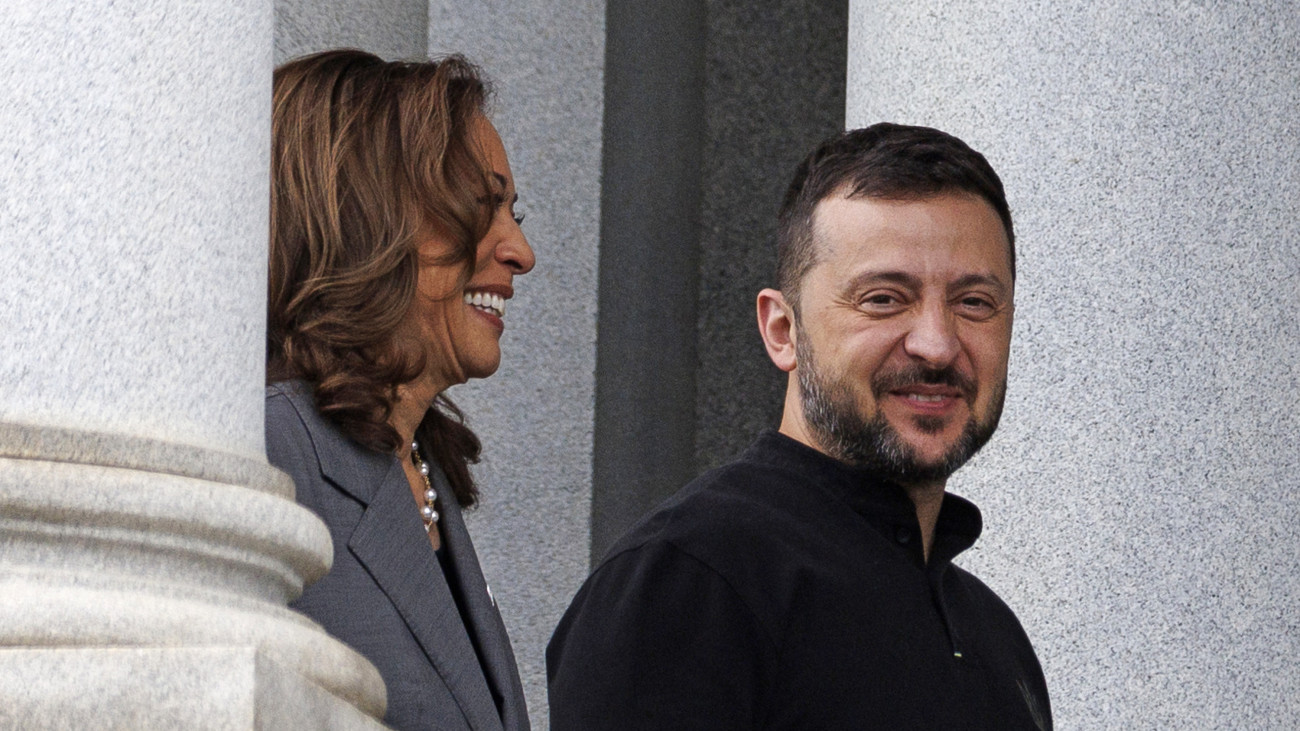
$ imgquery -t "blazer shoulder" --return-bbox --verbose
[265,381,323,486]
[266,380,395,507]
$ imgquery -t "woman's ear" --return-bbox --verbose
[756,288,798,373]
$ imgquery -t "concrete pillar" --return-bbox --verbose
[427,1,607,723]
[593,0,848,566]
[693,0,849,472]
[0,1,384,726]
[848,2,1300,726]
[429,3,848,725]
[275,0,427,63]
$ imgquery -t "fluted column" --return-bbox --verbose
[848,2,1300,726]
[0,1,384,725]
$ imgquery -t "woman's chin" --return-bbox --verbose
[459,351,503,382]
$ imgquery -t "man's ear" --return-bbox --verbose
[757,288,798,373]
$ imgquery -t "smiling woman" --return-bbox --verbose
[265,49,533,731]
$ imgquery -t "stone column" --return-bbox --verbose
[589,0,849,566]
[0,1,385,726]
[427,2,607,722]
[848,2,1300,726]
[275,0,428,62]
[428,3,850,725]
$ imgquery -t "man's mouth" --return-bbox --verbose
[875,367,975,408]
[891,385,966,406]
[463,289,505,318]
[902,392,953,403]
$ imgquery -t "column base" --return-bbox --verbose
[0,646,387,730]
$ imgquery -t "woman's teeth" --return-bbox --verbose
[463,290,505,318]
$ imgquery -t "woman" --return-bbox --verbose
[264,49,534,730]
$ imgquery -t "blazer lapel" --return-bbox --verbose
[346,469,503,731]
[438,489,528,730]
[288,385,502,731]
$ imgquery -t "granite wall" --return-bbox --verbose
[273,2,850,724]
[2,0,386,725]
[426,1,607,723]
[847,1,1300,726]
[592,0,849,559]
[275,0,427,63]
[693,0,849,473]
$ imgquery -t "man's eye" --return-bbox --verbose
[957,296,998,318]
[863,293,901,306]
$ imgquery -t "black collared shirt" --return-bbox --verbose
[548,431,1051,729]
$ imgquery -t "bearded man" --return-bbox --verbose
[547,123,1052,730]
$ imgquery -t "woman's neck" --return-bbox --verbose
[389,374,444,450]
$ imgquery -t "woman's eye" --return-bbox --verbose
[501,195,523,225]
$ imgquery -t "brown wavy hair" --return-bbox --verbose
[268,49,493,507]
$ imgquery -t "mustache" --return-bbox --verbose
[872,365,976,398]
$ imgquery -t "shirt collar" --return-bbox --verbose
[742,430,983,567]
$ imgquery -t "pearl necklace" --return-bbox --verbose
[410,440,440,530]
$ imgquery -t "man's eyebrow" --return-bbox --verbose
[844,270,1010,294]
[949,273,1010,294]
[845,271,924,291]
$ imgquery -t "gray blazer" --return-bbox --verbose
[266,381,529,731]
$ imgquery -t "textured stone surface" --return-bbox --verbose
[0,1,387,725]
[0,647,385,730]
[590,0,849,563]
[591,0,706,571]
[848,2,1300,726]
[0,0,272,460]
[275,0,427,63]
[0,422,293,497]
[429,1,606,724]
[0,457,386,716]
[695,0,848,471]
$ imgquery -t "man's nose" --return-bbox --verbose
[902,303,961,367]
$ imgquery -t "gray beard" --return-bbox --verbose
[795,333,1004,484]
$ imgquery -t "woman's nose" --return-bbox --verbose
[497,221,535,274]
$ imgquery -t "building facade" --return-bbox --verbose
[2,0,1296,727]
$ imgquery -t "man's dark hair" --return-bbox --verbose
[776,123,1014,305]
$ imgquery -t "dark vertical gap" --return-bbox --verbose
[693,0,851,471]
[590,1,708,564]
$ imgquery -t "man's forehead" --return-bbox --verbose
[807,192,1013,277]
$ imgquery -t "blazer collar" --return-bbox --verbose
[348,464,504,731]
[438,493,528,730]
[275,381,391,506]
[274,381,512,728]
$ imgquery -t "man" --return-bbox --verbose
[547,123,1051,729]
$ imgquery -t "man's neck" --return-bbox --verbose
[778,409,947,564]
[899,479,946,563]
